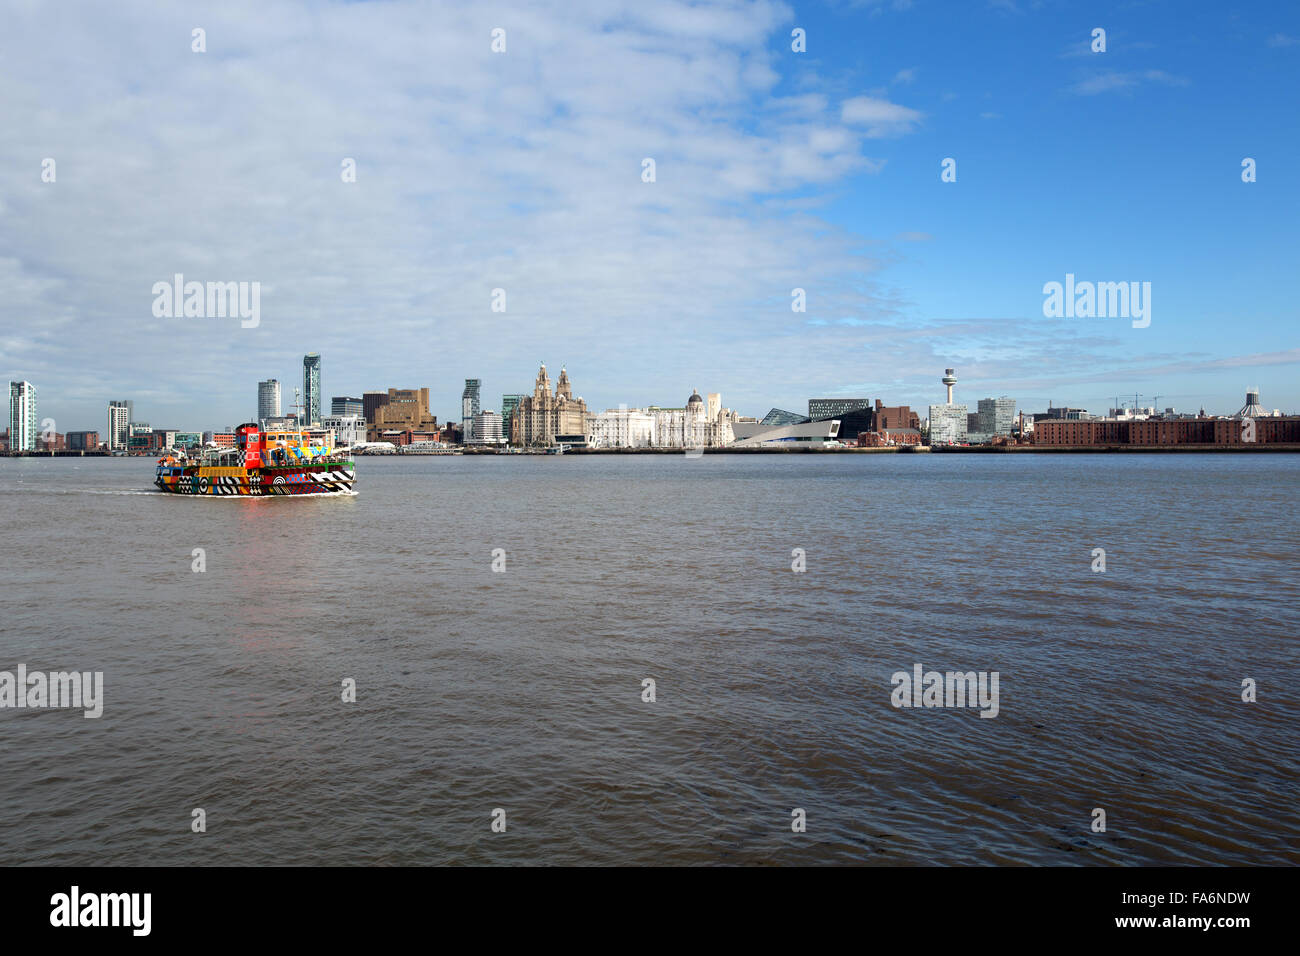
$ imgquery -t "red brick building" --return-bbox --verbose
[1035,417,1300,446]
[858,428,922,447]
[873,399,920,431]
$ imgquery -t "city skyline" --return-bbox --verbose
[3,1,1297,432]
[6,353,1294,438]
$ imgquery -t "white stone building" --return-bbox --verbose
[321,414,365,447]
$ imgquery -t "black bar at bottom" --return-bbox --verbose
[0,865,1282,942]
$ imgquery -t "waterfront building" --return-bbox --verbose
[731,418,842,446]
[462,379,481,441]
[928,404,968,444]
[589,391,735,449]
[857,427,921,447]
[375,428,442,447]
[1035,416,1300,446]
[302,353,322,426]
[589,407,658,448]
[321,415,365,447]
[512,364,590,447]
[469,410,505,445]
[202,431,236,449]
[129,421,151,437]
[928,367,968,444]
[873,400,920,431]
[761,408,805,426]
[648,390,735,448]
[107,399,130,451]
[258,379,282,421]
[500,394,525,440]
[67,430,100,451]
[977,397,1017,437]
[808,397,871,419]
[9,381,37,452]
[362,391,390,424]
[331,396,363,418]
[370,388,439,440]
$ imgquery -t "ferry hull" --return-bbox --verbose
[155,462,356,496]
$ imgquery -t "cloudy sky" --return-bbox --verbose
[2,0,1297,432]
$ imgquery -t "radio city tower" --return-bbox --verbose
[941,368,957,404]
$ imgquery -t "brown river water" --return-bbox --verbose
[1,453,1296,865]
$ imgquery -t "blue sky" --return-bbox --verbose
[1,0,1297,432]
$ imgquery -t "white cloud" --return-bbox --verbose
[1070,69,1189,95]
[0,0,935,426]
[840,96,924,136]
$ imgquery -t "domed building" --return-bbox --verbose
[644,388,733,448]
[587,387,736,449]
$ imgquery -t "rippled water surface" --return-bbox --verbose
[1,453,1296,865]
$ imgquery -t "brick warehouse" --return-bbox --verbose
[1034,417,1300,446]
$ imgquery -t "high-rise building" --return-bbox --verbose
[362,391,390,424]
[928,367,967,444]
[258,379,282,422]
[500,394,525,438]
[977,397,1017,436]
[462,379,481,439]
[331,396,363,418]
[107,399,131,451]
[370,388,439,440]
[303,354,322,426]
[9,381,37,452]
[928,404,968,444]
[469,410,505,445]
[808,397,871,420]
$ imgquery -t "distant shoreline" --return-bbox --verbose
[6,444,1300,458]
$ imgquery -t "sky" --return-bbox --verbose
[2,0,1297,433]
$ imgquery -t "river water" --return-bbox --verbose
[1,453,1296,865]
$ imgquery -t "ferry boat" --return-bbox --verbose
[155,423,355,496]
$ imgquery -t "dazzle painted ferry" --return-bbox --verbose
[155,423,356,496]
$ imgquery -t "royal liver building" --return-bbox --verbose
[511,364,590,447]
